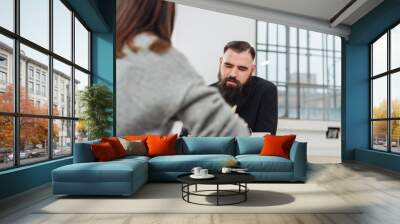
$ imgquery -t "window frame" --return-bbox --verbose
[369,20,400,154]
[0,0,92,171]
[255,20,342,121]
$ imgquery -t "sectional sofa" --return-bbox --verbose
[52,136,307,196]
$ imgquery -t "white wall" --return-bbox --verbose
[172,4,256,84]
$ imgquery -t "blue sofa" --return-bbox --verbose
[52,137,307,196]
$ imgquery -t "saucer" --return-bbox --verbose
[190,174,215,179]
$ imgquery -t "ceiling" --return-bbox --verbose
[171,0,384,38]
[226,0,353,23]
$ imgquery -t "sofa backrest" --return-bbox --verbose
[235,136,264,155]
[73,139,100,163]
[177,137,236,155]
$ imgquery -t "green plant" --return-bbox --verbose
[79,84,113,140]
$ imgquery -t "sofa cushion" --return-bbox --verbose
[91,142,118,161]
[177,137,236,155]
[118,138,147,156]
[236,137,263,155]
[236,155,293,172]
[147,134,177,157]
[101,137,127,158]
[53,158,147,183]
[148,154,235,172]
[260,134,296,159]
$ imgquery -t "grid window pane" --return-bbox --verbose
[372,33,387,76]
[53,59,72,117]
[300,87,324,120]
[277,25,286,47]
[299,29,307,48]
[0,0,14,31]
[309,31,322,49]
[327,88,341,121]
[288,84,298,118]
[391,120,400,153]
[0,34,14,112]
[391,72,400,118]
[372,77,387,119]
[257,21,266,44]
[372,121,388,151]
[19,117,49,165]
[277,53,286,82]
[53,0,72,60]
[289,27,297,47]
[0,116,13,170]
[53,119,72,157]
[74,18,89,70]
[335,57,341,87]
[310,54,323,85]
[20,0,49,49]
[20,44,49,115]
[256,51,267,79]
[267,52,277,82]
[268,23,277,45]
[391,24,400,70]
[277,86,286,118]
[74,69,89,118]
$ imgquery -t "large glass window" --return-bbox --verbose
[0,0,91,170]
[256,21,341,121]
[370,23,400,153]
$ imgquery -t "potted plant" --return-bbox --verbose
[79,84,113,140]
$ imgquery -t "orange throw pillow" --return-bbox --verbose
[259,134,296,159]
[91,142,117,161]
[146,134,177,157]
[101,137,127,158]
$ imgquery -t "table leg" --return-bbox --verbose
[245,183,247,201]
[217,184,219,206]
[187,184,190,202]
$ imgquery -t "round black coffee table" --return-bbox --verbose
[177,173,255,206]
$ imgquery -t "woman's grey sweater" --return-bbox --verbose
[116,33,250,137]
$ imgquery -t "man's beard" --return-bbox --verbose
[217,70,243,106]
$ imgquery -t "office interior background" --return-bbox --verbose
[172,4,342,162]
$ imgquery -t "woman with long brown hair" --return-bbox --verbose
[116,0,250,136]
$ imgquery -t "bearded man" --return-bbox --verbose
[212,41,278,134]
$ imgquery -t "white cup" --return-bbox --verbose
[200,169,208,176]
[191,167,202,176]
[221,167,232,174]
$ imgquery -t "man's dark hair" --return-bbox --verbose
[223,41,255,60]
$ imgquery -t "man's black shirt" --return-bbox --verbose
[211,76,278,134]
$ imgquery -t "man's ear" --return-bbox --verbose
[251,64,256,75]
[219,57,223,64]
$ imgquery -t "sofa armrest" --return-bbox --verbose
[289,141,307,181]
[73,140,100,163]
